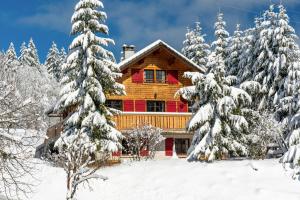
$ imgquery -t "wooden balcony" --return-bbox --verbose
[113,112,192,132]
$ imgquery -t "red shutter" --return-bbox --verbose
[165,138,173,156]
[167,70,178,84]
[140,149,149,157]
[135,100,146,112]
[112,151,121,157]
[132,69,143,83]
[166,101,177,112]
[178,100,188,112]
[124,100,134,111]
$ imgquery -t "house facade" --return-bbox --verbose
[44,40,205,158]
[108,40,205,157]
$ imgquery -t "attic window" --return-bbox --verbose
[144,70,154,83]
[156,70,166,83]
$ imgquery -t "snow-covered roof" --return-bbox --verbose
[117,40,206,72]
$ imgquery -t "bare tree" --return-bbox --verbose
[0,79,41,199]
[127,125,165,161]
[54,133,108,200]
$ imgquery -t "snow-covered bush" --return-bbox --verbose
[126,125,165,161]
[54,0,125,199]
[247,112,285,159]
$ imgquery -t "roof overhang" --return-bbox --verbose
[117,40,206,73]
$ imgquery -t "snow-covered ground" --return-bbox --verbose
[31,159,300,200]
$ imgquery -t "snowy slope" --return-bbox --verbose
[31,159,300,200]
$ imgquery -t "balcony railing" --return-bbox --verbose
[113,112,192,131]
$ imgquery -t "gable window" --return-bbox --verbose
[147,101,165,112]
[144,70,154,83]
[106,100,123,111]
[156,70,166,83]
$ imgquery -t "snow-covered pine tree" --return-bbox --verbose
[19,42,28,65]
[6,42,17,62]
[226,24,243,77]
[280,82,300,175]
[188,22,210,68]
[182,27,194,59]
[253,5,278,110]
[211,12,229,59]
[177,53,254,161]
[277,5,300,170]
[237,17,263,83]
[54,0,125,199]
[3,43,19,81]
[45,42,61,82]
[208,12,229,74]
[273,4,299,110]
[59,47,67,65]
[27,38,40,68]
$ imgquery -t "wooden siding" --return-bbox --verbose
[109,46,195,102]
[113,112,192,131]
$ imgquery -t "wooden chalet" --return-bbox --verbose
[44,40,205,158]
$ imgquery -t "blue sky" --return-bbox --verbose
[1,0,300,62]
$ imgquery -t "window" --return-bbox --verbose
[156,70,166,83]
[147,101,165,112]
[175,139,190,154]
[144,70,154,83]
[106,100,123,111]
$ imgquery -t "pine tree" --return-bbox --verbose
[273,5,299,107]
[6,42,17,62]
[27,38,40,67]
[226,24,243,77]
[211,12,229,59]
[19,42,28,65]
[59,47,67,65]
[182,27,194,59]
[177,53,254,161]
[253,5,278,110]
[54,0,125,199]
[45,42,61,82]
[208,12,229,73]
[238,17,263,83]
[277,6,300,171]
[189,22,210,68]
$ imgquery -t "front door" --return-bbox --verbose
[175,138,190,155]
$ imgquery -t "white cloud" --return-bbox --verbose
[17,0,300,54]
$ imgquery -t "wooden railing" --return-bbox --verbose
[113,112,192,131]
[45,112,192,142]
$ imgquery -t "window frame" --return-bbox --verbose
[146,100,165,112]
[156,70,166,83]
[144,70,155,83]
[105,100,123,111]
